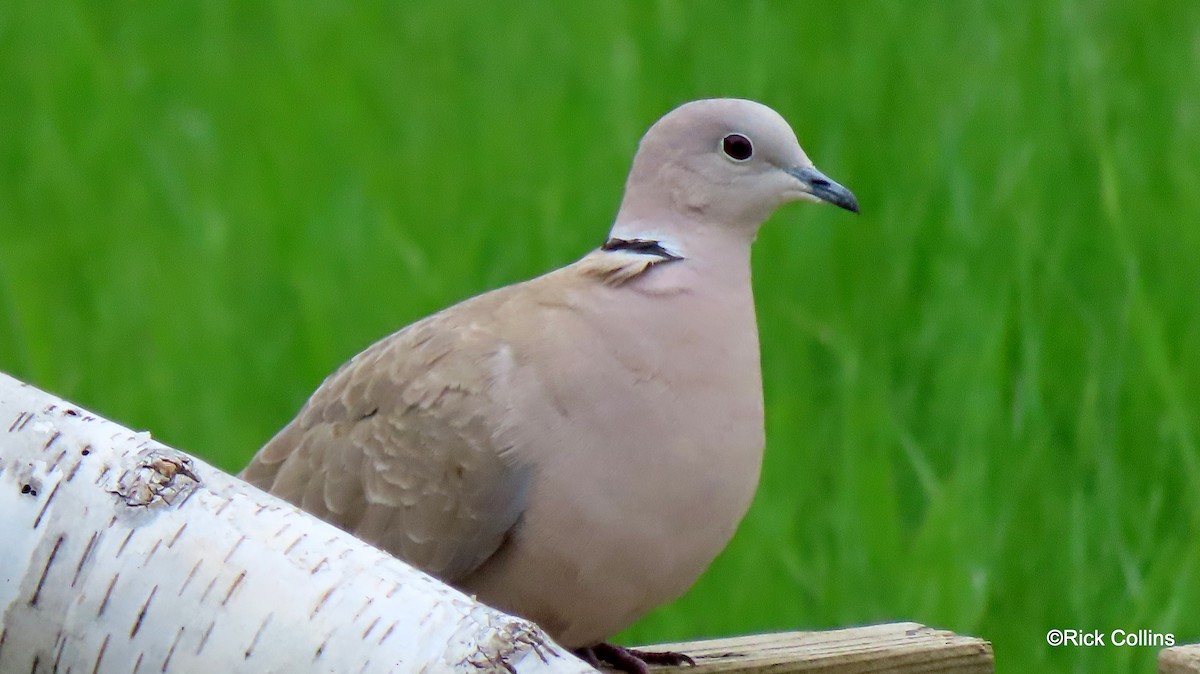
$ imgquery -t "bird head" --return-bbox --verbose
[616,99,858,239]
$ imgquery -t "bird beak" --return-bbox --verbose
[786,166,859,214]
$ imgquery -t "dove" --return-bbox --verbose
[242,98,858,673]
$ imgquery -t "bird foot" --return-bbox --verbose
[575,643,696,673]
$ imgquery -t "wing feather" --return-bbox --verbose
[242,295,529,582]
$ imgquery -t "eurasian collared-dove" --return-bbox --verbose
[242,98,857,672]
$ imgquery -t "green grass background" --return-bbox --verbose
[2,2,1199,671]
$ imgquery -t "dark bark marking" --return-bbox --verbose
[98,573,119,618]
[143,539,161,566]
[65,457,83,481]
[198,574,219,603]
[179,559,202,596]
[167,522,188,548]
[355,596,374,620]
[310,586,335,618]
[129,585,158,639]
[283,534,306,555]
[245,614,272,659]
[177,484,199,507]
[161,626,184,672]
[90,635,109,674]
[220,571,246,606]
[32,481,62,529]
[196,622,215,656]
[52,630,66,672]
[29,535,64,606]
[115,529,136,558]
[72,531,101,588]
[223,535,246,563]
[313,638,329,662]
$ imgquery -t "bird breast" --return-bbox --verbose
[477,268,766,645]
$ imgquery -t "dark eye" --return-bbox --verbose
[722,134,753,161]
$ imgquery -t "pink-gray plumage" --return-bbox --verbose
[242,98,857,672]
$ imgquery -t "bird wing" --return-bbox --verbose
[241,292,530,582]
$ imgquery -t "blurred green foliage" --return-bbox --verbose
[2,2,1199,671]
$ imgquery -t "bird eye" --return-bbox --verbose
[721,134,753,161]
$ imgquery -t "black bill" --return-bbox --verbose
[788,166,859,213]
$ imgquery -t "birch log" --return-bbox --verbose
[0,372,595,674]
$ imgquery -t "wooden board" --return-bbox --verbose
[639,622,993,673]
[1161,644,1200,673]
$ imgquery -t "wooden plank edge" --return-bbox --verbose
[1161,644,1200,674]
[639,622,993,673]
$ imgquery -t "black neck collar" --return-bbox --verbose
[600,238,683,261]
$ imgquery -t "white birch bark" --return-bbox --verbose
[0,372,596,674]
